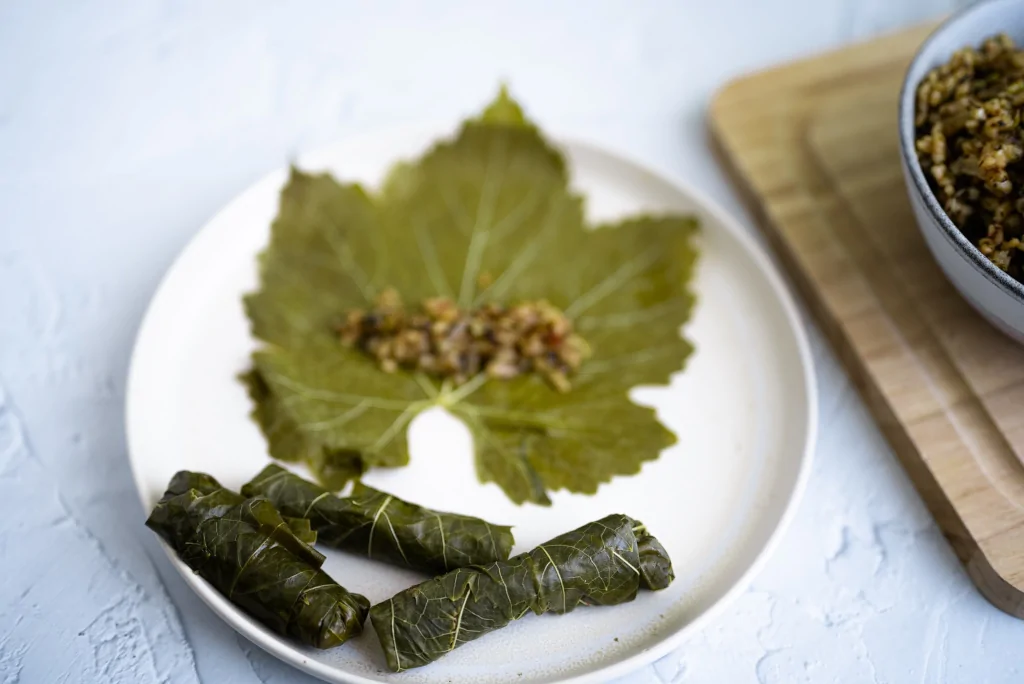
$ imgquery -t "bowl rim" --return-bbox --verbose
[898,0,1024,303]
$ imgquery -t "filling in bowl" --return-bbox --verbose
[915,33,1024,282]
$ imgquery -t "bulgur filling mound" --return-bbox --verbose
[338,289,591,392]
[915,33,1024,280]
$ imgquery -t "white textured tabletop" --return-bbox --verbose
[2,1,1019,683]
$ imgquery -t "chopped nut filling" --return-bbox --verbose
[915,33,1024,280]
[338,289,591,392]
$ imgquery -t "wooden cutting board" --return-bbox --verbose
[711,24,1024,619]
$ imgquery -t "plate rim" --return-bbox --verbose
[125,125,818,684]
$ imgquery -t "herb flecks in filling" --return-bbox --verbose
[337,288,591,392]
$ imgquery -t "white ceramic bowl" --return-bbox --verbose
[899,0,1024,342]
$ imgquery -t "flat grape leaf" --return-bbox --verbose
[241,369,366,490]
[244,89,698,505]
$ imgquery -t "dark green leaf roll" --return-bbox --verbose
[146,470,368,649]
[242,464,514,573]
[370,513,673,671]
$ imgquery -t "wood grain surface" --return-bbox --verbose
[711,23,1024,619]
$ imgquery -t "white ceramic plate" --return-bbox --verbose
[126,125,816,684]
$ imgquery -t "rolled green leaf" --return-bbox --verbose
[242,464,515,574]
[637,530,674,591]
[282,515,317,546]
[370,513,673,671]
[161,470,325,568]
[147,470,369,649]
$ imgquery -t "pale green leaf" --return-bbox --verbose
[244,90,698,505]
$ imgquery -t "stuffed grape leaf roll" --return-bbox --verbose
[370,513,674,671]
[242,464,514,573]
[159,470,326,567]
[146,470,369,649]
